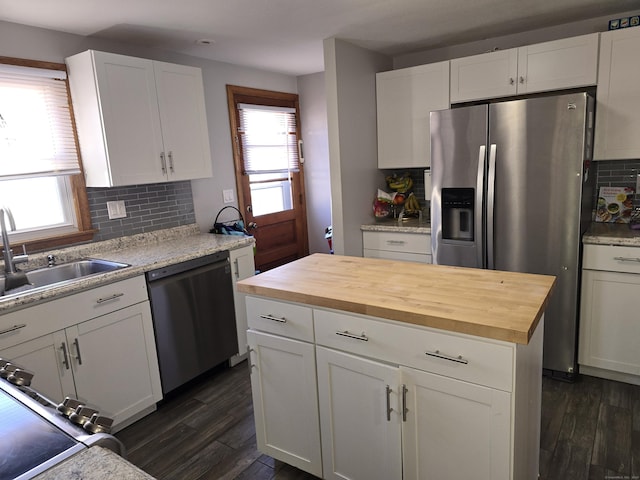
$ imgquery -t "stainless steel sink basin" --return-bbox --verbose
[1,259,129,297]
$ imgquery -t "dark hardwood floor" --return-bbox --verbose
[117,361,640,480]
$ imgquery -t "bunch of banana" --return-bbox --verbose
[385,174,413,193]
[404,192,421,214]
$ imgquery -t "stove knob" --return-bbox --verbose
[7,368,33,387]
[0,363,20,379]
[57,397,84,417]
[69,406,98,426]
[84,413,114,434]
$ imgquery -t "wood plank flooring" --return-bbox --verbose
[116,362,640,480]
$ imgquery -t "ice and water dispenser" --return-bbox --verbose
[441,188,474,241]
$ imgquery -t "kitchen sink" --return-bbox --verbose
[1,259,129,297]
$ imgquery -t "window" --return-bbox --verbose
[0,57,93,250]
[237,103,300,216]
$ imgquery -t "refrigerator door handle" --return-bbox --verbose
[487,144,497,270]
[476,145,486,269]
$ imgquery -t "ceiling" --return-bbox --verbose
[0,0,638,76]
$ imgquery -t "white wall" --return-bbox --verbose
[298,72,332,254]
[0,20,298,234]
[324,38,391,256]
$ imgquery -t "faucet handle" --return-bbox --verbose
[12,244,28,265]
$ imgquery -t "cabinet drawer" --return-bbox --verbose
[583,244,640,274]
[246,296,314,342]
[362,231,430,254]
[363,249,432,264]
[314,309,513,392]
[0,275,148,350]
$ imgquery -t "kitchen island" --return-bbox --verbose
[238,254,555,480]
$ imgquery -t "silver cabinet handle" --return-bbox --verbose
[96,293,124,304]
[335,330,368,342]
[509,77,515,85]
[60,342,70,370]
[0,324,26,335]
[385,385,393,421]
[613,256,640,263]
[401,384,408,422]
[259,314,286,323]
[160,152,167,174]
[234,258,240,279]
[386,240,406,245]
[168,151,174,173]
[73,338,83,365]
[519,76,525,84]
[425,350,469,364]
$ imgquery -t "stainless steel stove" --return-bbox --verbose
[0,359,124,480]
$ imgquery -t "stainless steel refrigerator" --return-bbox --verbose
[430,92,594,380]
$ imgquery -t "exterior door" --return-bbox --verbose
[227,85,309,272]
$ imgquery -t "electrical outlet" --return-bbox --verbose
[107,200,127,219]
[223,189,235,204]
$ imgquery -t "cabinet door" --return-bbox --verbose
[0,331,76,403]
[377,62,449,168]
[154,61,213,182]
[450,49,518,103]
[229,245,256,365]
[595,28,640,160]
[247,330,322,477]
[401,366,511,480]
[91,51,167,185]
[316,346,402,480]
[69,301,162,428]
[516,33,598,94]
[578,269,640,375]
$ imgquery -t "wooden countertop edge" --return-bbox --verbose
[237,283,549,345]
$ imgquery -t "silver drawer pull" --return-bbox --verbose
[95,293,124,304]
[425,350,469,364]
[0,324,26,335]
[335,330,368,342]
[613,256,640,263]
[259,314,287,323]
[386,240,406,245]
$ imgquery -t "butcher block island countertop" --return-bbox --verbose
[236,253,556,345]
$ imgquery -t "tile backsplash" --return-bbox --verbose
[87,181,196,241]
[593,159,640,206]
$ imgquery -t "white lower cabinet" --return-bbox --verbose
[579,245,640,382]
[362,231,432,264]
[316,346,402,480]
[229,244,256,366]
[247,329,323,477]
[400,366,510,480]
[247,295,543,479]
[0,276,162,430]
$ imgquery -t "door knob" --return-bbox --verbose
[248,222,258,229]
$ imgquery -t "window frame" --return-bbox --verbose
[0,55,95,252]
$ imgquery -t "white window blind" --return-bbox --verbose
[0,64,81,179]
[238,103,300,175]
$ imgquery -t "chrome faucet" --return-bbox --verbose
[1,207,28,275]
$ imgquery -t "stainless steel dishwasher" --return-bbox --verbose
[146,250,238,395]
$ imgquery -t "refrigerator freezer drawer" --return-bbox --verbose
[583,244,640,274]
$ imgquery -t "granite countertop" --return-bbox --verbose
[583,222,640,247]
[238,254,555,345]
[34,446,155,480]
[361,217,431,234]
[0,224,254,314]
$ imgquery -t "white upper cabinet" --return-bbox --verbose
[66,50,212,187]
[376,61,450,168]
[450,33,599,103]
[594,27,640,160]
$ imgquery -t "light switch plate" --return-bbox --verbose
[107,200,127,219]
[223,189,235,204]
